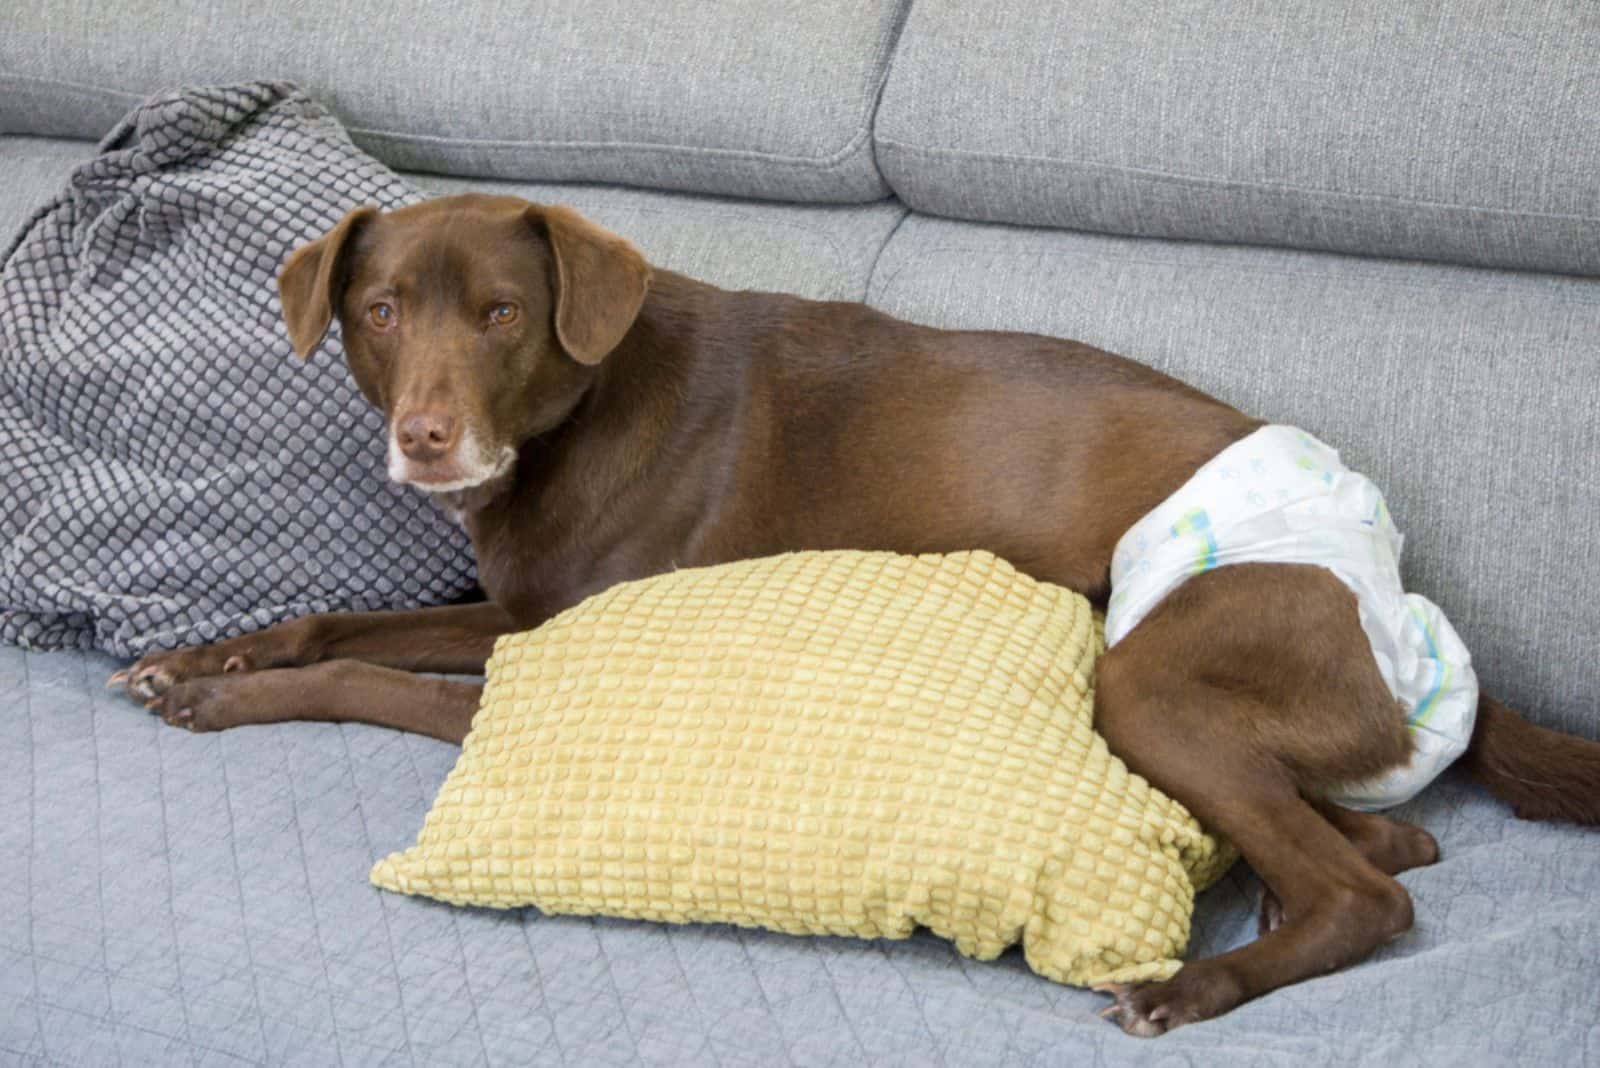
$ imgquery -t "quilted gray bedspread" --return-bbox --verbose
[5,642,1597,1066]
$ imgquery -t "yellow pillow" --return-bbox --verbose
[372,550,1234,987]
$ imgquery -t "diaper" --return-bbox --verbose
[1105,425,1477,810]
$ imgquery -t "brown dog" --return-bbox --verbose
[110,194,1600,1035]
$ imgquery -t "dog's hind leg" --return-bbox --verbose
[1091,563,1423,1036]
[147,660,483,743]
[1259,803,1439,934]
[1311,803,1440,875]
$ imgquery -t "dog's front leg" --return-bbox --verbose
[148,660,484,743]
[111,601,514,700]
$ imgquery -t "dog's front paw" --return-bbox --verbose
[110,640,275,701]
[149,675,259,733]
[1095,966,1243,1037]
[146,666,328,734]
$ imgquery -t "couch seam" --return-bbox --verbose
[863,0,916,188]
[863,205,913,303]
[349,124,870,172]
[0,71,144,107]
[874,136,1600,227]
[871,242,1600,314]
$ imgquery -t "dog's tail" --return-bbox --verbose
[1463,694,1600,825]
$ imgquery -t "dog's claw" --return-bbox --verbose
[1094,982,1170,1037]
[163,706,196,731]
[129,668,171,700]
[106,669,131,689]
[223,655,247,674]
[1260,889,1287,934]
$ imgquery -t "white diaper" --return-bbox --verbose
[1105,425,1477,810]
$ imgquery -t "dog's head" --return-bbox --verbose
[277,195,651,493]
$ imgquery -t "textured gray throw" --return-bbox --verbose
[0,82,476,655]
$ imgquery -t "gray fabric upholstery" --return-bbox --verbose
[0,138,95,241]
[413,174,906,302]
[875,1,1600,275]
[869,216,1600,739]
[6,644,1598,1066]
[1,0,908,202]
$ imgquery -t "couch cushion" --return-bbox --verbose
[413,174,905,302]
[0,139,905,305]
[2,0,909,202]
[869,217,1600,738]
[875,1,1600,275]
[0,137,95,242]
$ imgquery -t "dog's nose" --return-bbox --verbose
[395,411,459,462]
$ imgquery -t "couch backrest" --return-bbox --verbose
[875,0,1600,276]
[0,0,907,203]
[11,1,1600,276]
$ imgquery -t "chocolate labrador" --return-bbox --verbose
[109,194,1600,1035]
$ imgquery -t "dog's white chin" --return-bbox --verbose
[387,431,516,493]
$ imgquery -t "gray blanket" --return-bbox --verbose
[0,83,474,655]
[6,643,1597,1067]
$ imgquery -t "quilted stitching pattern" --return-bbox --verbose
[374,551,1232,988]
[0,82,475,656]
[4,643,1600,1065]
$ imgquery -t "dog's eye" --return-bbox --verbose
[369,302,396,329]
[489,302,519,327]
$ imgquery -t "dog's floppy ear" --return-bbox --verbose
[277,205,379,359]
[526,203,651,366]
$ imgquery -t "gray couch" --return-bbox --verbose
[4,3,1598,1065]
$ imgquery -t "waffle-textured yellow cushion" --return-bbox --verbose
[372,550,1234,987]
